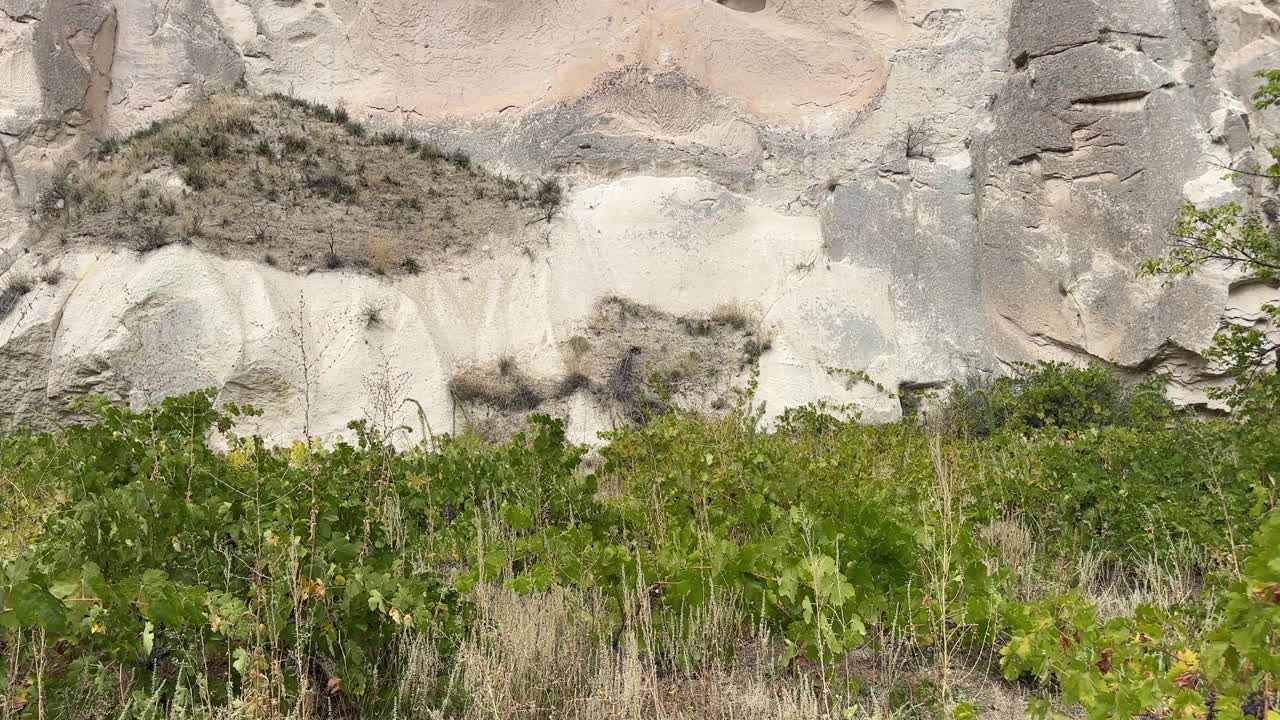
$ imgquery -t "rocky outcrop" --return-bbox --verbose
[0,0,1276,438]
[1,0,242,248]
[0,177,902,442]
[975,0,1275,403]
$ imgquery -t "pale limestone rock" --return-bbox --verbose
[1,0,1279,438]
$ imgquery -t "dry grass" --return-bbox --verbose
[682,302,773,364]
[446,296,767,434]
[31,92,558,274]
[980,514,1206,618]
[0,273,36,320]
[1072,546,1206,619]
[397,583,836,720]
[365,233,401,275]
[709,301,757,332]
[390,572,1029,720]
[448,362,546,413]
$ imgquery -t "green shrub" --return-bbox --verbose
[35,167,82,218]
[168,124,230,166]
[0,393,466,715]
[134,220,172,252]
[93,136,121,160]
[449,148,471,169]
[419,142,447,161]
[972,419,1260,562]
[534,176,563,221]
[376,131,404,146]
[941,362,1175,438]
[1002,506,1280,720]
[181,161,211,191]
[0,369,1274,718]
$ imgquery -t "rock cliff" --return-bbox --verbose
[1,0,1278,441]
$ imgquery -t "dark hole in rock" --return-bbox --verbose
[717,0,766,12]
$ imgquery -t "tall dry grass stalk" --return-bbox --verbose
[392,581,832,720]
[982,513,1206,620]
[923,438,1031,720]
[925,437,961,711]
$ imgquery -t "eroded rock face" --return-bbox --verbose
[975,0,1268,402]
[0,0,1276,438]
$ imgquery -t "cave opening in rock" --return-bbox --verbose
[717,0,767,13]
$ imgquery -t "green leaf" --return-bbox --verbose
[500,503,534,531]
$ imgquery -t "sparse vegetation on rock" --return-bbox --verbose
[444,297,773,435]
[449,360,546,413]
[31,92,568,276]
[0,274,36,320]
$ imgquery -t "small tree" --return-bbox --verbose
[535,177,563,223]
[1142,70,1280,408]
[903,120,933,160]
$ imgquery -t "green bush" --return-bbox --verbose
[0,393,465,715]
[0,368,1275,718]
[941,362,1175,438]
[938,365,1271,564]
[971,420,1260,563]
[1001,507,1280,720]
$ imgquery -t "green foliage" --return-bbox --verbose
[0,393,465,715]
[1141,202,1280,283]
[585,408,1004,664]
[1206,311,1280,412]
[1001,507,1280,720]
[1253,69,1280,110]
[167,122,233,167]
[940,364,1269,563]
[976,420,1263,562]
[941,362,1174,439]
[94,136,121,160]
[1142,69,1280,397]
[2,361,1277,718]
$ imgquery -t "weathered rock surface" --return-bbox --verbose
[1,0,1277,438]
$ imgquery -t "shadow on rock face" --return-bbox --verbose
[717,0,767,12]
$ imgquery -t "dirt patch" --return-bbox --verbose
[448,295,774,438]
[29,92,562,274]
